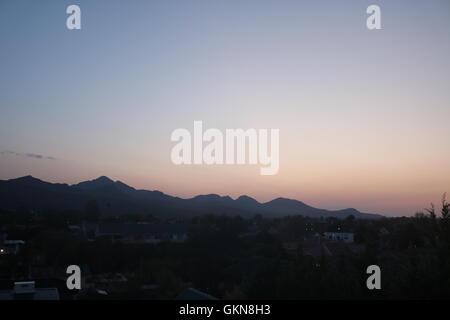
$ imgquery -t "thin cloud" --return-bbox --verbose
[25,153,43,159]
[1,150,56,160]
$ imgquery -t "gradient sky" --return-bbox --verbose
[1,0,449,216]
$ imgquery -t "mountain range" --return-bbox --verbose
[0,176,383,219]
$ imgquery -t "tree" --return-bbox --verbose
[441,193,449,219]
[425,203,436,220]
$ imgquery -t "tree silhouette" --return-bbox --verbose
[425,203,436,220]
[441,193,449,219]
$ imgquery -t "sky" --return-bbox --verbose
[1,0,449,216]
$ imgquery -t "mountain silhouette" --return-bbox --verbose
[235,195,261,207]
[0,175,382,219]
[73,176,115,190]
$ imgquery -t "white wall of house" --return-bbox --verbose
[324,232,354,243]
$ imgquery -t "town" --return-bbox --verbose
[1,196,449,300]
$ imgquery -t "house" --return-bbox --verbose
[323,232,354,243]
[82,223,189,243]
[0,233,25,255]
[0,281,59,300]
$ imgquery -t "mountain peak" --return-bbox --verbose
[264,197,310,210]
[191,194,234,202]
[192,194,222,200]
[14,175,35,180]
[268,197,302,204]
[9,175,43,183]
[94,176,114,183]
[237,195,254,200]
[236,195,260,205]
[73,176,115,190]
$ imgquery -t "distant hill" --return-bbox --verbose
[0,176,383,219]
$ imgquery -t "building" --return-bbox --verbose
[0,281,59,300]
[0,233,25,255]
[323,232,354,243]
[82,223,189,243]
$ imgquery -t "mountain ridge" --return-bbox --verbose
[0,175,383,219]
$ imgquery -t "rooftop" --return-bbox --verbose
[0,281,59,300]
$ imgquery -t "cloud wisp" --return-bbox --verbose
[0,150,56,161]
